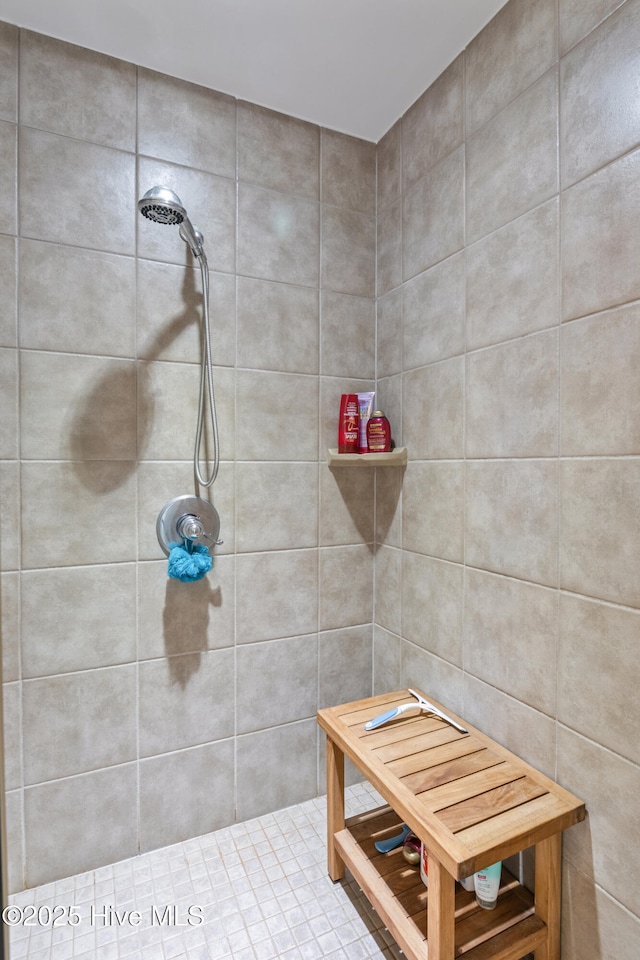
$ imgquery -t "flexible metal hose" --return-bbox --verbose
[193,254,220,488]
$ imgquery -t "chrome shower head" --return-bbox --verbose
[138,186,205,259]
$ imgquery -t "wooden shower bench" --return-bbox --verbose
[317,689,585,960]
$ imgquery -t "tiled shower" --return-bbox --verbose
[1,0,640,957]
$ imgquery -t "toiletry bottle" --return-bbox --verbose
[420,842,429,888]
[357,392,375,454]
[474,861,502,909]
[366,411,391,452]
[338,394,359,453]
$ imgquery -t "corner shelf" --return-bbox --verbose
[327,447,407,467]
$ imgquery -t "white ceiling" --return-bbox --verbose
[0,0,510,142]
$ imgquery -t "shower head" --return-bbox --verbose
[138,186,206,260]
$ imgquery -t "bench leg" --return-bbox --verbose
[326,735,345,881]
[534,833,562,960]
[427,855,455,960]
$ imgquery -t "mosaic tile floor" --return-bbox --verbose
[9,782,405,960]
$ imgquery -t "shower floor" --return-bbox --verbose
[8,782,404,960]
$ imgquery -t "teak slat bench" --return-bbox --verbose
[317,689,585,960]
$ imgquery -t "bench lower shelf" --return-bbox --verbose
[336,807,547,960]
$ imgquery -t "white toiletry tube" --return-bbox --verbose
[474,861,502,909]
[357,392,375,454]
[459,875,475,892]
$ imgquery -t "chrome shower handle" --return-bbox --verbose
[156,496,223,556]
[177,514,223,547]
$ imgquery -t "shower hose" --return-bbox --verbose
[195,254,220,488]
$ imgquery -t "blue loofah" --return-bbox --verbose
[167,542,212,582]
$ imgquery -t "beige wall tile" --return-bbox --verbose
[562,860,640,960]
[23,665,137,783]
[238,101,319,198]
[2,681,21,791]
[466,199,559,349]
[139,741,235,852]
[236,369,317,460]
[137,555,235,661]
[560,0,628,55]
[236,461,318,551]
[20,32,136,150]
[463,674,557,776]
[376,198,402,296]
[1,572,19,682]
[375,464,403,548]
[236,549,318,643]
[466,331,558,458]
[403,253,465,368]
[24,765,138,887]
[21,461,137,568]
[561,303,640,455]
[237,634,318,733]
[20,128,134,253]
[322,206,375,297]
[377,287,402,378]
[376,118,401,213]
[374,546,402,636]
[21,352,137,460]
[138,648,235,757]
[466,459,558,586]
[561,1,640,188]
[402,55,463,194]
[19,240,135,357]
[465,0,558,136]
[319,543,373,631]
[401,552,463,665]
[137,357,202,461]
[238,182,319,286]
[0,460,19,572]
[21,565,136,678]
[321,129,375,213]
[0,120,16,234]
[562,148,640,321]
[139,68,235,177]
[321,290,374,379]
[138,262,235,367]
[0,347,17,459]
[558,726,640,916]
[402,358,464,460]
[464,569,558,714]
[237,277,318,374]
[319,625,373,708]
[559,593,640,764]
[0,21,17,122]
[138,156,236,273]
[4,789,23,894]
[402,461,464,562]
[0,234,16,347]
[402,145,464,280]
[373,625,401,693]
[236,719,317,821]
[560,459,640,606]
[320,467,375,546]
[467,70,558,244]
[138,361,234,463]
